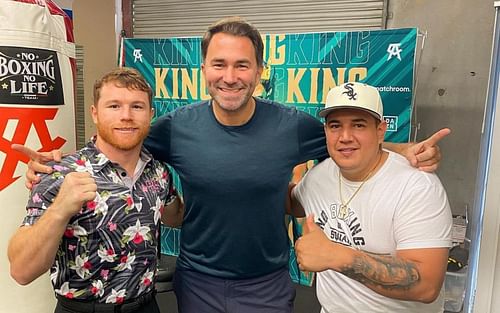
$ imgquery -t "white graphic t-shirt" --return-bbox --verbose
[294,151,452,313]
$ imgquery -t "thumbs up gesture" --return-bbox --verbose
[301,214,317,235]
[295,215,336,272]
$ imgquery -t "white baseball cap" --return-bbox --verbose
[319,82,383,120]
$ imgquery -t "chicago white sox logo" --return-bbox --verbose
[342,83,357,100]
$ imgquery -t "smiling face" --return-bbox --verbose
[91,82,153,154]
[324,108,387,181]
[201,32,263,124]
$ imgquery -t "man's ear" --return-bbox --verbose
[377,119,387,144]
[255,64,264,85]
[90,104,98,124]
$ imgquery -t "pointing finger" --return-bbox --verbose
[423,128,451,147]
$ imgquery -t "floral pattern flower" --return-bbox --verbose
[89,190,110,217]
[115,252,136,272]
[51,261,59,285]
[138,270,154,293]
[105,288,126,304]
[150,197,164,224]
[63,223,87,239]
[55,282,78,299]
[70,254,92,279]
[73,157,93,173]
[90,280,104,297]
[97,245,116,263]
[122,220,151,245]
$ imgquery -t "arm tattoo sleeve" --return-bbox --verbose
[340,253,420,290]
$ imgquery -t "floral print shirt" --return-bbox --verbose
[22,139,175,303]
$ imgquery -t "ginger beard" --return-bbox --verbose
[95,119,150,151]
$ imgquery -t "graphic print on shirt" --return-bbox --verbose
[316,203,365,247]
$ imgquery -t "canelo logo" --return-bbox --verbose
[0,107,66,191]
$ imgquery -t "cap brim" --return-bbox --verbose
[318,106,382,120]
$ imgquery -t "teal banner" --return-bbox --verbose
[122,28,417,141]
[122,28,418,285]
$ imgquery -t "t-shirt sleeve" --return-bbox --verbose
[297,111,328,162]
[394,173,453,250]
[292,165,319,216]
[145,112,173,163]
[22,165,65,226]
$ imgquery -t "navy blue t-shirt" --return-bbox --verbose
[145,98,327,278]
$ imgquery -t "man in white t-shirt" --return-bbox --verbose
[290,82,452,313]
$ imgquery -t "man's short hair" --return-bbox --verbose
[201,16,264,67]
[93,67,152,107]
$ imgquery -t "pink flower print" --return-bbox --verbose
[32,193,42,203]
[100,269,109,280]
[107,221,117,231]
[68,244,76,251]
[53,164,68,172]
[126,196,133,207]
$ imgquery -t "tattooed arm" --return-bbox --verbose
[295,216,449,303]
[340,248,449,302]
